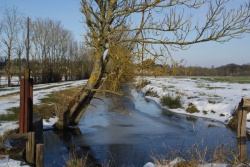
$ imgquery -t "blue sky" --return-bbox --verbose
[0,0,84,41]
[0,0,249,67]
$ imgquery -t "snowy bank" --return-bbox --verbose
[140,77,250,128]
[143,157,229,167]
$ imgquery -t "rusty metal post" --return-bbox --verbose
[19,79,25,133]
[19,69,33,133]
[237,98,250,162]
[28,76,33,131]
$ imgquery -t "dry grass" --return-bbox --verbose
[65,145,87,167]
[0,129,25,161]
[65,156,87,167]
[160,95,182,109]
[186,103,200,113]
[151,144,248,167]
[0,87,83,123]
[34,87,82,119]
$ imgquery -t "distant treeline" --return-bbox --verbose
[138,59,250,76]
[0,11,95,86]
[177,63,250,76]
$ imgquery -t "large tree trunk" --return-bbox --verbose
[69,57,104,125]
[54,56,104,129]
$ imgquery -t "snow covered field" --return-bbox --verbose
[0,79,88,135]
[141,77,250,128]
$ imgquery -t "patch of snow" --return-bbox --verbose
[199,163,228,167]
[43,117,59,130]
[0,122,18,136]
[143,160,229,167]
[143,162,156,167]
[0,76,20,86]
[0,155,30,167]
[168,157,185,166]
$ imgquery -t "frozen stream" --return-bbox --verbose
[43,87,248,166]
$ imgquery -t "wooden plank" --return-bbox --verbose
[237,103,242,138]
[242,98,250,108]
[237,102,247,162]
[26,132,35,164]
[36,144,44,167]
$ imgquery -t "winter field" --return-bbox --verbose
[0,76,250,166]
[0,77,87,135]
[141,76,250,128]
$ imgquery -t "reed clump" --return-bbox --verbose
[152,144,248,167]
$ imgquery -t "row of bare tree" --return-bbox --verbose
[0,7,94,86]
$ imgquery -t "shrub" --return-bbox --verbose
[66,157,87,167]
[65,146,87,167]
[203,110,208,115]
[152,143,244,167]
[145,90,159,97]
[160,95,182,109]
[208,100,216,104]
[186,103,199,113]
[139,79,151,88]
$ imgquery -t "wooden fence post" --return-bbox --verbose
[26,132,35,164]
[36,144,44,167]
[237,98,250,162]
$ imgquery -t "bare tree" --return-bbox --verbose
[1,6,24,87]
[76,43,95,79]
[0,18,2,40]
[31,18,73,83]
[0,18,3,73]
[15,34,25,82]
[0,19,4,85]
[58,29,73,81]
[54,0,250,128]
